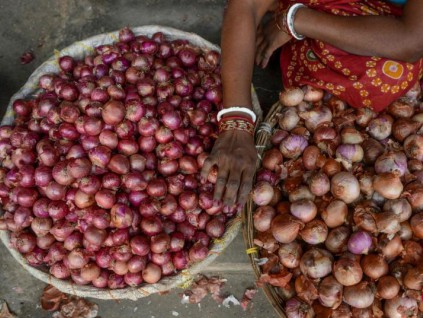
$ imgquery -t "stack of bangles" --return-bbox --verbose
[217,107,256,136]
[275,3,306,41]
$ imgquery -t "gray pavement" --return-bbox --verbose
[0,1,282,317]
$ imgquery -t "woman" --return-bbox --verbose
[201,0,423,211]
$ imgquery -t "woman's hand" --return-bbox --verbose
[255,15,292,68]
[201,130,257,211]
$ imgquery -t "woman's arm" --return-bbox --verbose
[294,0,423,62]
[201,0,287,209]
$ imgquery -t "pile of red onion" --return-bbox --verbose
[0,27,232,289]
[253,84,423,317]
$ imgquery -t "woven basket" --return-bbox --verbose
[242,101,287,318]
[0,26,262,300]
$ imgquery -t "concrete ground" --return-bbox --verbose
[0,1,282,317]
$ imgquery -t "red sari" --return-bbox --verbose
[279,0,423,111]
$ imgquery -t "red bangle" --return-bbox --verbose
[218,119,255,136]
[219,115,255,125]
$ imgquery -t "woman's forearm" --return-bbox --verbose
[294,0,423,62]
[221,0,275,109]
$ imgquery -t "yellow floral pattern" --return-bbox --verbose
[280,0,423,111]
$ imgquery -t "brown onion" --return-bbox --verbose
[300,248,333,279]
[321,200,348,228]
[377,234,403,261]
[253,206,276,232]
[373,173,403,200]
[410,212,423,238]
[318,276,343,309]
[252,181,274,206]
[403,267,423,290]
[333,255,363,286]
[384,296,418,318]
[308,172,330,197]
[343,281,374,309]
[331,172,360,204]
[302,146,323,171]
[278,241,303,269]
[404,134,423,161]
[279,87,304,107]
[288,186,315,203]
[377,276,400,300]
[325,226,350,254]
[290,199,317,223]
[361,254,388,280]
[271,214,304,243]
[383,198,412,223]
[299,220,328,245]
[361,138,384,165]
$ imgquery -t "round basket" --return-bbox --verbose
[242,102,287,317]
[0,25,262,300]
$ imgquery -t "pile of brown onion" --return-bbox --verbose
[0,27,230,289]
[253,84,423,317]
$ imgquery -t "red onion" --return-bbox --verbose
[178,191,198,210]
[142,263,162,284]
[108,273,125,289]
[50,262,71,279]
[140,217,163,236]
[95,188,117,209]
[67,248,89,269]
[348,231,372,254]
[110,204,133,228]
[205,218,225,238]
[188,242,209,263]
[299,220,328,245]
[404,134,423,161]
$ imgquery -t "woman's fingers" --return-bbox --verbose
[213,163,230,202]
[237,168,255,208]
[223,167,242,207]
[200,155,216,183]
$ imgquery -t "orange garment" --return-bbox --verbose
[280,0,423,111]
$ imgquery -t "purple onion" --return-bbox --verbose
[348,231,373,254]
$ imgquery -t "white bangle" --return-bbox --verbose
[217,107,257,123]
[286,3,306,41]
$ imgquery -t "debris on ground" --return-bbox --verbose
[240,288,257,311]
[181,275,258,311]
[20,50,35,64]
[40,285,99,318]
[0,301,16,318]
[181,275,227,304]
[222,295,240,308]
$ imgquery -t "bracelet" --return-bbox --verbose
[219,115,255,125]
[218,119,255,136]
[286,3,306,41]
[217,107,257,123]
